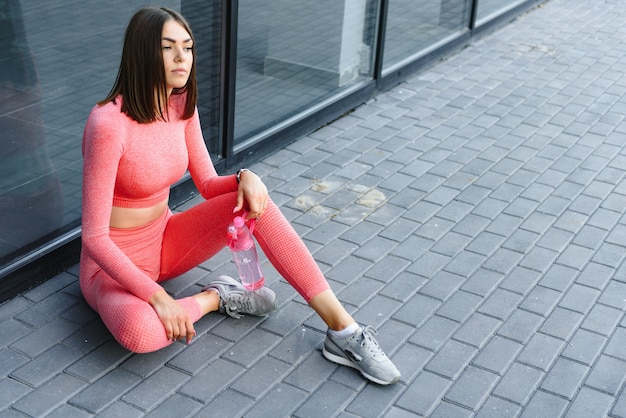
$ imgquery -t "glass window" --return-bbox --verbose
[0,0,221,273]
[383,0,471,73]
[475,0,526,25]
[233,0,379,146]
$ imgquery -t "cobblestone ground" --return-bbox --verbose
[3,0,626,416]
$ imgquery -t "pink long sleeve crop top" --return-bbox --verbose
[81,94,238,301]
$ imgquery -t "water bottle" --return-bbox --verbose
[227,216,265,291]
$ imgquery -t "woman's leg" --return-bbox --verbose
[156,191,399,383]
[81,270,203,353]
[158,192,354,329]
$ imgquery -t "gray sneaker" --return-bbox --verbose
[323,325,401,385]
[204,275,278,319]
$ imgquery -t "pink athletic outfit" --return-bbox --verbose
[80,94,329,353]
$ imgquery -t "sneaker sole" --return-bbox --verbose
[322,347,400,385]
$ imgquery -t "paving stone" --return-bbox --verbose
[178,358,244,402]
[498,309,543,344]
[12,373,86,417]
[539,307,584,341]
[119,343,185,378]
[581,303,623,336]
[429,401,473,418]
[0,348,29,380]
[472,336,523,375]
[121,367,190,411]
[9,318,78,358]
[405,250,450,279]
[144,393,202,418]
[352,294,403,329]
[540,357,590,400]
[324,255,373,284]
[598,281,626,310]
[492,362,544,405]
[453,313,501,349]
[476,396,521,418]
[283,351,334,392]
[396,371,452,416]
[565,386,614,418]
[585,355,626,396]
[410,315,459,351]
[269,328,325,366]
[0,378,31,411]
[21,272,76,303]
[393,292,440,328]
[561,329,606,366]
[424,340,477,380]
[230,356,291,399]
[220,328,282,368]
[293,380,355,418]
[244,383,309,418]
[437,290,483,323]
[47,404,93,418]
[444,365,499,411]
[93,401,144,418]
[419,271,464,301]
[461,269,504,297]
[10,344,82,388]
[166,333,231,375]
[69,368,142,414]
[65,340,132,382]
[0,319,32,349]
[520,390,569,418]
[0,298,31,323]
[478,288,524,320]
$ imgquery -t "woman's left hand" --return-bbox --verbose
[234,170,269,219]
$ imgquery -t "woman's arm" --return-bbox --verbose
[184,108,268,218]
[81,107,163,301]
[184,108,239,199]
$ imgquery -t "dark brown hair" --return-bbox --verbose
[99,7,197,123]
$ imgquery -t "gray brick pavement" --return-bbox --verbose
[4,0,626,416]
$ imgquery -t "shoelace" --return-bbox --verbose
[359,326,385,358]
[224,293,254,319]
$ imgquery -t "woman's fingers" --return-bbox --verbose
[186,320,196,344]
[236,170,269,219]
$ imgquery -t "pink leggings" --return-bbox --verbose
[79,191,330,353]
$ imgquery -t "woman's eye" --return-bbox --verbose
[162,45,171,50]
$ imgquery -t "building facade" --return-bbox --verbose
[0,0,542,301]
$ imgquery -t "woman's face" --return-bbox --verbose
[161,19,193,96]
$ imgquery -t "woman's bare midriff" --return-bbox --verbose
[109,198,169,229]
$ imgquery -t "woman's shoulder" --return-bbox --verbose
[89,97,123,119]
[86,97,130,130]
[84,97,131,146]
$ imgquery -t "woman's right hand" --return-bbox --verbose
[149,289,196,344]
[234,169,269,220]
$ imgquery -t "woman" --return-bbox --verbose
[80,6,400,385]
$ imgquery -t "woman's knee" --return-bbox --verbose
[100,301,169,353]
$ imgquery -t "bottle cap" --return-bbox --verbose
[233,216,245,228]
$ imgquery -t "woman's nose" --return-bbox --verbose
[175,47,185,61]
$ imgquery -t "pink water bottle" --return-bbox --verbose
[227,216,265,291]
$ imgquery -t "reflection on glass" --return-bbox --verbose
[383,0,471,72]
[183,0,222,157]
[0,0,63,266]
[475,0,525,24]
[234,0,378,144]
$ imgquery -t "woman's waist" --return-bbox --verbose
[109,199,169,229]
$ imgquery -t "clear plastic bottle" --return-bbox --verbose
[227,216,265,291]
